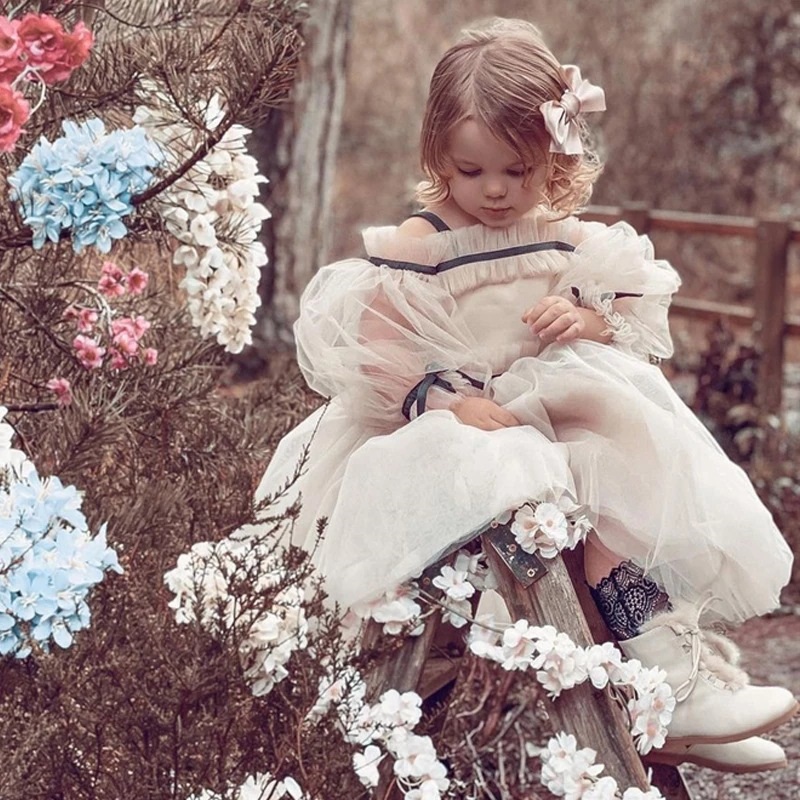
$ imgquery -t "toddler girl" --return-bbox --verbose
[257,18,796,773]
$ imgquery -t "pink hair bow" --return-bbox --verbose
[539,65,606,155]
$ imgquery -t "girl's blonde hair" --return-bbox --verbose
[417,18,602,215]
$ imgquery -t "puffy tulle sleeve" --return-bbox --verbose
[294,256,487,430]
[550,219,682,361]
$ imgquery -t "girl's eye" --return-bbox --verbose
[457,168,481,177]
[508,167,532,178]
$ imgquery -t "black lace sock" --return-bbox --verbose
[589,560,672,640]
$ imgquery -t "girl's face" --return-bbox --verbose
[444,119,548,228]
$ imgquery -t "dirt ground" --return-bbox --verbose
[681,597,800,799]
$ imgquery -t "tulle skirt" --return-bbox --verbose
[256,341,793,623]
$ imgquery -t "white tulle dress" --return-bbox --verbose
[256,210,793,623]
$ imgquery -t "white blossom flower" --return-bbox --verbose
[453,548,497,591]
[512,502,571,557]
[189,214,218,247]
[187,772,306,800]
[164,536,309,698]
[584,641,624,689]
[390,731,448,790]
[432,565,475,601]
[628,682,674,754]
[540,733,604,798]
[136,91,269,353]
[372,689,423,729]
[351,585,423,636]
[467,617,503,662]
[499,619,542,670]
[353,745,384,788]
[440,597,472,628]
[581,775,620,799]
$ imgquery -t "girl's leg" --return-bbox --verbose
[582,531,797,757]
[583,531,670,640]
[583,531,624,587]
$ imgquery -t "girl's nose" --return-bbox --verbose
[483,176,507,198]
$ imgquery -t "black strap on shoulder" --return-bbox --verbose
[409,210,451,233]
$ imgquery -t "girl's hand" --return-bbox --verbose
[451,397,520,431]
[522,295,585,344]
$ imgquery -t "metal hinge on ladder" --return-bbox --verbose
[483,520,548,587]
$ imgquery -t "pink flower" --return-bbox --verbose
[112,329,139,356]
[112,315,150,340]
[142,347,158,366]
[0,17,24,83]
[0,82,30,153]
[125,267,149,295]
[46,377,73,407]
[15,14,93,85]
[48,21,93,83]
[73,334,105,370]
[98,260,126,297]
[108,348,130,371]
[62,304,80,322]
[76,307,98,333]
[16,14,68,82]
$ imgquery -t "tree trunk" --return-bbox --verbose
[255,0,351,343]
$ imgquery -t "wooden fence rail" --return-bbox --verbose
[581,203,800,415]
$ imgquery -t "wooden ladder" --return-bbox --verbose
[364,527,695,799]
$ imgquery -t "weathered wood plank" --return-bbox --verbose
[753,216,791,415]
[581,206,759,238]
[363,616,439,699]
[485,546,651,792]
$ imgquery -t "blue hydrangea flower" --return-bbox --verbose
[8,117,164,254]
[0,465,123,658]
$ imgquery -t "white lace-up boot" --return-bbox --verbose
[619,603,798,745]
[646,736,787,773]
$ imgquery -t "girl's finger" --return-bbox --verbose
[556,321,583,342]
[529,304,566,333]
[522,296,560,324]
[491,408,521,427]
[481,417,505,431]
[538,313,577,340]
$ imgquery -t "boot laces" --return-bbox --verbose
[672,594,731,702]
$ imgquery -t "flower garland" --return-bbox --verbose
[8,117,163,252]
[466,619,675,756]
[0,407,122,658]
[540,733,665,799]
[312,671,450,800]
[133,93,269,354]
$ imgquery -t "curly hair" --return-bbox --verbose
[416,18,603,216]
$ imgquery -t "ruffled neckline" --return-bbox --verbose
[362,209,582,267]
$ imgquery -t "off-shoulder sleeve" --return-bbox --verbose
[294,258,487,429]
[550,219,682,361]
